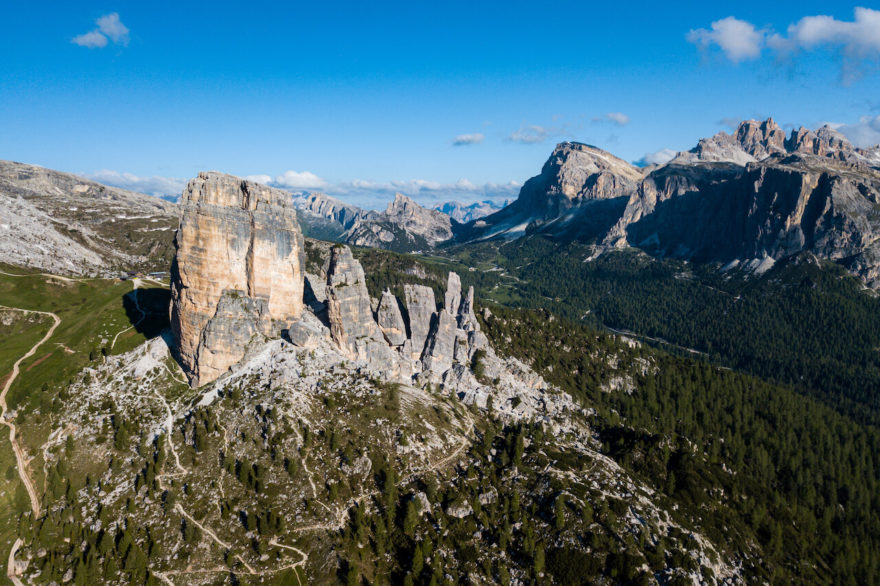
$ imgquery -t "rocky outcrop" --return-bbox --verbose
[285,246,487,383]
[170,171,305,386]
[422,310,456,373]
[294,192,364,230]
[376,291,407,346]
[458,286,479,331]
[404,284,436,357]
[444,272,461,315]
[672,118,874,166]
[605,155,880,284]
[456,118,880,288]
[326,245,382,355]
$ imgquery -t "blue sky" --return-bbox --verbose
[3,2,880,208]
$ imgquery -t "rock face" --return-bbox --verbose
[170,171,305,386]
[326,245,384,355]
[458,142,643,241]
[404,284,436,356]
[444,272,461,315]
[288,245,487,383]
[607,155,880,284]
[376,291,407,346]
[671,118,875,166]
[292,191,454,252]
[422,310,456,373]
[458,118,880,288]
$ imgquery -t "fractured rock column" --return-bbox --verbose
[376,290,407,346]
[422,310,457,374]
[404,284,436,359]
[326,245,379,355]
[444,272,461,315]
[170,171,305,387]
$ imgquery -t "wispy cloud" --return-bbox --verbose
[688,9,880,82]
[273,170,327,189]
[72,12,129,49]
[330,177,521,209]
[452,133,485,146]
[507,125,549,144]
[687,16,765,63]
[72,30,108,49]
[84,170,186,198]
[593,112,631,126]
[718,117,742,131]
[87,167,521,211]
[634,148,678,167]
[831,115,880,147]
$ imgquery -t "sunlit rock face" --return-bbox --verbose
[170,171,305,386]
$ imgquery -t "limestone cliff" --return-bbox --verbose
[170,171,305,386]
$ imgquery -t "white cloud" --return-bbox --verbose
[273,170,327,189]
[689,9,880,81]
[595,112,631,126]
[634,148,678,167]
[72,30,108,48]
[452,133,485,146]
[769,8,880,82]
[769,8,880,56]
[687,16,765,63]
[84,170,187,198]
[244,174,273,185]
[72,13,129,49]
[834,115,880,147]
[507,125,549,144]
[97,13,130,45]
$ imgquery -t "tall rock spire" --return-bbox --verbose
[170,171,305,387]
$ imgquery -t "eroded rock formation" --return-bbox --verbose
[170,171,305,386]
[296,244,487,383]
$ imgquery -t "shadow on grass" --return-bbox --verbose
[122,288,171,340]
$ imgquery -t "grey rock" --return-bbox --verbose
[326,245,383,356]
[446,498,473,519]
[284,313,327,349]
[422,310,456,374]
[444,272,461,316]
[457,286,479,332]
[196,290,271,381]
[376,290,407,346]
[404,284,436,357]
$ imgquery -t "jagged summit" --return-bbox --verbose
[673,117,874,166]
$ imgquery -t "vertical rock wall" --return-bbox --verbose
[170,171,305,386]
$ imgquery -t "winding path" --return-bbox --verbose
[0,304,60,518]
[1,306,61,585]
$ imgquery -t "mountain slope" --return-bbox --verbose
[294,192,453,252]
[458,119,880,288]
[0,160,178,276]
